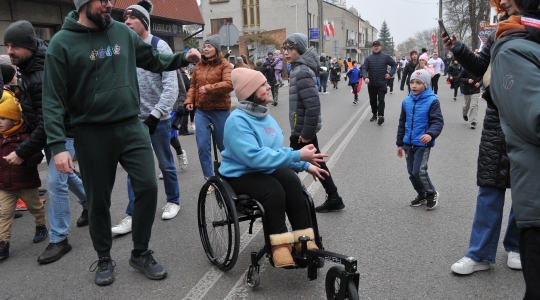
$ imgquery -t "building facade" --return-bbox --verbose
[0,0,204,54]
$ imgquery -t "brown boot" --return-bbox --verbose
[269,232,295,268]
[292,228,319,254]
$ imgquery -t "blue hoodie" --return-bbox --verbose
[396,88,444,147]
[345,67,361,84]
[219,106,310,178]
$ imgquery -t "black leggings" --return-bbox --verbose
[170,137,182,155]
[431,74,441,94]
[226,168,311,234]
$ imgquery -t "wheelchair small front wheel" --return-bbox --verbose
[245,266,260,288]
[197,177,240,271]
[325,266,359,300]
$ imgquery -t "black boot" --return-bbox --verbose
[315,195,345,213]
[77,209,89,227]
[37,238,72,264]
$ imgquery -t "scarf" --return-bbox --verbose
[1,119,23,138]
[236,101,269,118]
[496,13,540,42]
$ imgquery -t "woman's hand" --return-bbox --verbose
[186,104,193,111]
[299,144,328,167]
[307,165,329,181]
[199,86,207,94]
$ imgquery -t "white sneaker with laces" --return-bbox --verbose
[162,202,180,220]
[451,257,490,275]
[190,123,196,130]
[178,150,188,170]
[158,173,163,179]
[507,251,522,269]
[111,216,132,234]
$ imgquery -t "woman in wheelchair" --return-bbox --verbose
[218,68,329,268]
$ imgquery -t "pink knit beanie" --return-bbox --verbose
[231,68,267,100]
[419,53,429,62]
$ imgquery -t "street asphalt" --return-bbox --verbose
[3,77,524,299]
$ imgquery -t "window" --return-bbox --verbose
[333,40,339,56]
[242,0,259,27]
[34,26,55,42]
[210,18,232,35]
[209,0,229,3]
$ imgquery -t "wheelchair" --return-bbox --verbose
[197,124,360,300]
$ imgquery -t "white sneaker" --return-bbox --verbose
[158,173,163,179]
[111,216,132,234]
[207,185,215,195]
[178,150,188,170]
[190,123,196,130]
[323,92,329,94]
[451,257,490,275]
[507,251,522,269]
[162,202,180,220]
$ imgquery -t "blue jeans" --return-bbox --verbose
[126,119,179,215]
[46,138,87,243]
[466,186,520,263]
[195,109,229,179]
[317,76,321,92]
[402,144,435,196]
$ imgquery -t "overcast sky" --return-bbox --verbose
[346,0,441,45]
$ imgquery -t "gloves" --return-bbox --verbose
[143,115,160,135]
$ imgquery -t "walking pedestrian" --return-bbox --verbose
[318,54,329,94]
[396,69,444,210]
[329,57,341,89]
[282,33,345,213]
[42,0,200,286]
[401,50,418,92]
[3,20,88,266]
[428,53,444,94]
[447,60,461,100]
[362,40,397,125]
[457,69,481,129]
[262,52,279,106]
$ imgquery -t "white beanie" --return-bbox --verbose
[410,69,432,89]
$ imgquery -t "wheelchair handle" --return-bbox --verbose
[206,123,220,172]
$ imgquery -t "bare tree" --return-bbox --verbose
[396,27,439,58]
[443,0,491,49]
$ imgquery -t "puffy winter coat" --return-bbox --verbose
[184,55,233,111]
[0,123,43,191]
[261,58,276,82]
[396,88,443,148]
[362,51,397,87]
[329,62,341,82]
[457,69,482,95]
[403,59,419,85]
[288,47,321,140]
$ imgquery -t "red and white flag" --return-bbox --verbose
[324,19,330,37]
[329,20,335,37]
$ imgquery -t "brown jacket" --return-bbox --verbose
[184,55,233,111]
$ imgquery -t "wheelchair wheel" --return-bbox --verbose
[197,177,240,271]
[245,265,260,288]
[325,266,359,300]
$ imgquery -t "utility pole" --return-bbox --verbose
[438,0,443,55]
[318,0,323,54]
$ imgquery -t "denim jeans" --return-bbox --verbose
[195,109,229,179]
[402,144,435,196]
[466,186,520,263]
[126,119,179,215]
[46,138,87,243]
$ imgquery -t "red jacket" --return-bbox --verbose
[0,123,43,191]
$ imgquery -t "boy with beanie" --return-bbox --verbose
[283,32,345,213]
[0,95,48,259]
[396,69,444,210]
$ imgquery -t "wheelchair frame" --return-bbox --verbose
[197,123,360,299]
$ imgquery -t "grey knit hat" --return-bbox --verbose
[410,69,432,89]
[73,0,91,11]
[284,33,308,55]
[4,20,37,51]
[204,35,221,51]
[0,55,12,66]
[123,1,153,31]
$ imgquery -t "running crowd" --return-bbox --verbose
[0,0,539,298]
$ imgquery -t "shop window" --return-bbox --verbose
[34,26,55,42]
[210,18,233,35]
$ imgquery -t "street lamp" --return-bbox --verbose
[290,4,298,33]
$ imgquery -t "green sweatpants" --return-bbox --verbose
[75,118,157,258]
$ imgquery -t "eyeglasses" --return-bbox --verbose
[99,0,117,6]
[281,47,295,53]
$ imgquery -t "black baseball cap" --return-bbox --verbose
[372,41,381,46]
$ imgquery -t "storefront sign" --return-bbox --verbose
[152,22,180,35]
[309,28,319,40]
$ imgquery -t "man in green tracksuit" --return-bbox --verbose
[42,0,200,286]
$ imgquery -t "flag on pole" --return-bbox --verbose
[324,19,330,37]
[330,20,335,37]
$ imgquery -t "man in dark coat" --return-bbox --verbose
[262,52,279,106]
[362,41,397,125]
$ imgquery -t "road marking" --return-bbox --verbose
[223,105,372,300]
[184,102,371,300]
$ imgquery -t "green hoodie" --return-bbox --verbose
[42,11,190,155]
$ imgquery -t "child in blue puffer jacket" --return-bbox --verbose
[396,69,444,210]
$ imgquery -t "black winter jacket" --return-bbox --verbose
[457,69,482,95]
[362,51,397,87]
[450,32,494,78]
[447,63,461,81]
[15,39,77,161]
[262,58,276,83]
[402,59,419,85]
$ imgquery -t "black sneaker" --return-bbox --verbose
[315,196,345,213]
[77,209,89,227]
[353,100,357,104]
[377,116,385,125]
[129,250,167,280]
[410,194,427,207]
[37,238,72,264]
[33,225,48,243]
[470,122,477,129]
[426,191,439,210]
[453,97,457,101]
[14,211,23,219]
[463,115,468,121]
[90,257,115,286]
[0,240,9,259]
[369,114,377,122]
